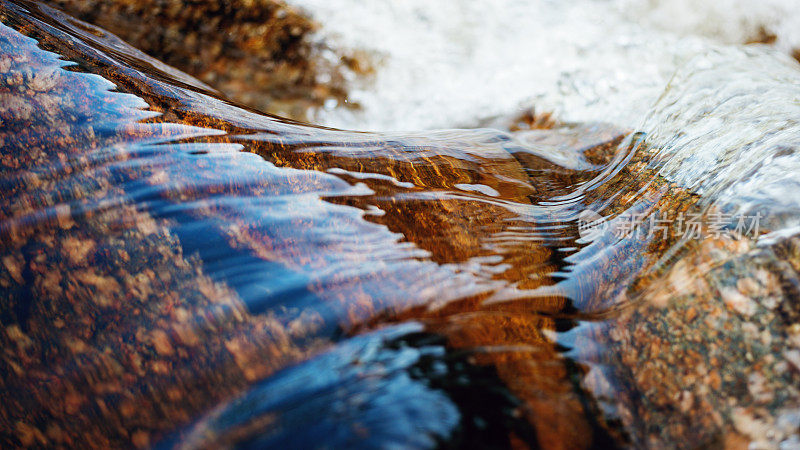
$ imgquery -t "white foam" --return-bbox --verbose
[616,0,800,52]
[293,0,800,132]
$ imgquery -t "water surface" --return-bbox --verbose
[1,1,800,448]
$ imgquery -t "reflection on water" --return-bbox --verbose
[2,1,799,448]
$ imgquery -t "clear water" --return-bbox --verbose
[1,0,800,448]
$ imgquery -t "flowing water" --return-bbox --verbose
[293,0,800,131]
[1,0,800,448]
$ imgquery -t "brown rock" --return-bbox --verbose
[150,329,174,356]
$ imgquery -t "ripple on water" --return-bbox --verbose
[2,0,800,448]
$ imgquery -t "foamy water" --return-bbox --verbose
[295,0,800,132]
[296,0,800,236]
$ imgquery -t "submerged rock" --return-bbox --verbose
[2,1,800,449]
[591,233,800,448]
[0,2,641,447]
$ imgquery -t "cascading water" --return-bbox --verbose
[1,0,800,448]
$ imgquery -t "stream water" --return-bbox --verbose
[1,1,799,448]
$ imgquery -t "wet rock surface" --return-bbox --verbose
[1,1,800,449]
[593,234,800,448]
[47,0,363,119]
[0,9,328,446]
